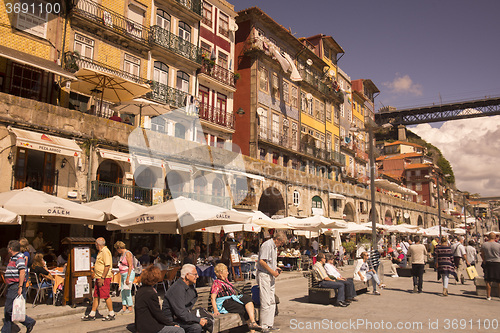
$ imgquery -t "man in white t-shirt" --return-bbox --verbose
[324,253,357,302]
[452,237,469,284]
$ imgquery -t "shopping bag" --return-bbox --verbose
[466,265,478,280]
[12,295,26,322]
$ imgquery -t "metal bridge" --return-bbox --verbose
[375,96,500,126]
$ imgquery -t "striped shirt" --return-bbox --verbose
[368,249,380,270]
[5,252,26,285]
[211,278,237,298]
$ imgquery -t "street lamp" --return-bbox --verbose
[425,172,450,237]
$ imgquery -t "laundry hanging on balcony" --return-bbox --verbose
[184,95,199,116]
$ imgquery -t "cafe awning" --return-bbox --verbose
[97,148,131,163]
[329,193,347,200]
[9,127,82,157]
[0,45,76,80]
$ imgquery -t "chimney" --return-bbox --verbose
[398,125,407,142]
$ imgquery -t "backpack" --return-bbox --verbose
[132,255,142,275]
[54,285,64,306]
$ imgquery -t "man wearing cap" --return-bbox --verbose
[390,247,407,278]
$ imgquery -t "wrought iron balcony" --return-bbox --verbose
[258,129,293,149]
[175,0,202,15]
[149,26,202,64]
[72,0,149,45]
[147,81,189,109]
[63,52,149,85]
[299,143,331,161]
[332,151,346,166]
[199,102,234,130]
[199,59,236,88]
[91,180,153,205]
[233,189,256,208]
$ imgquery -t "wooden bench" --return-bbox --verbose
[306,272,367,305]
[474,277,499,297]
[194,281,257,332]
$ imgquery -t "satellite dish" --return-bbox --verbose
[306,59,313,66]
[230,22,239,32]
[404,212,410,219]
[344,137,351,144]
[329,69,335,77]
[306,93,313,100]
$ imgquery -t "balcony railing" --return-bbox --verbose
[175,0,202,15]
[91,181,153,205]
[198,102,234,129]
[199,60,236,88]
[147,81,189,109]
[149,26,202,64]
[258,129,293,149]
[72,0,149,44]
[63,52,149,85]
[299,143,331,161]
[354,145,369,162]
[233,189,256,208]
[332,151,346,166]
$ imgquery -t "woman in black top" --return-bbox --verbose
[135,266,184,333]
[31,253,54,303]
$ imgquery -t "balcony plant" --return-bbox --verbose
[342,240,357,264]
[65,51,80,73]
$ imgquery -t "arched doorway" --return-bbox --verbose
[258,187,284,217]
[97,160,123,184]
[165,171,185,198]
[212,177,226,207]
[384,210,393,225]
[193,176,207,201]
[311,195,324,215]
[417,215,424,227]
[343,202,355,222]
[368,208,380,223]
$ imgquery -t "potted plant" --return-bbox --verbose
[342,241,356,264]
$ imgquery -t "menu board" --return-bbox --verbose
[73,247,91,272]
[229,243,240,264]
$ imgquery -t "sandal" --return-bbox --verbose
[102,314,116,321]
[373,290,381,295]
[81,314,95,321]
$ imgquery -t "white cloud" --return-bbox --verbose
[411,115,500,196]
[383,74,423,96]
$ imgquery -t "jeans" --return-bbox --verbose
[412,264,425,291]
[366,271,381,291]
[319,280,345,302]
[120,271,135,306]
[2,284,36,333]
[157,326,185,333]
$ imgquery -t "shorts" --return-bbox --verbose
[93,278,112,299]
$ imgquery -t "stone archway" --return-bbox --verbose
[368,208,380,223]
[384,210,393,225]
[343,202,356,222]
[258,187,285,217]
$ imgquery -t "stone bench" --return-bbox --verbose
[396,267,413,277]
[306,272,367,305]
[474,277,499,297]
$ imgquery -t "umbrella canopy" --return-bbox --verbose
[0,207,21,225]
[421,225,449,237]
[107,196,251,234]
[361,222,390,230]
[339,222,372,234]
[233,210,289,229]
[273,216,320,230]
[112,98,170,118]
[300,215,347,229]
[0,187,105,224]
[84,196,144,219]
[450,228,466,235]
[71,68,151,103]
[197,223,261,234]
[387,224,419,234]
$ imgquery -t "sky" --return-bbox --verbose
[229,0,500,197]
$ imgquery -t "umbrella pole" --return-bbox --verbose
[138,105,142,128]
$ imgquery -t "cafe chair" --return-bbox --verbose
[27,272,53,307]
[165,266,180,288]
[154,270,168,295]
[0,272,7,298]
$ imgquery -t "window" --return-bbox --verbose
[216,93,227,113]
[218,11,229,38]
[202,2,212,27]
[218,52,228,69]
[176,71,189,92]
[153,61,168,85]
[340,103,345,118]
[74,33,94,59]
[301,92,307,111]
[283,155,289,167]
[291,85,298,108]
[272,152,278,164]
[326,102,331,122]
[124,54,140,77]
[178,21,191,41]
[293,190,300,206]
[151,116,165,133]
[291,122,298,148]
[314,99,320,119]
[259,148,266,161]
[347,105,352,122]
[283,118,289,146]
[16,0,47,38]
[416,183,422,191]
[259,66,268,92]
[127,4,144,38]
[156,9,170,31]
[272,73,279,99]
[175,123,186,139]
[331,199,340,212]
[272,113,279,143]
[312,196,322,208]
[258,108,267,139]
[282,80,289,104]
[320,102,325,121]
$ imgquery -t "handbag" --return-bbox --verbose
[466,265,478,280]
[12,295,26,322]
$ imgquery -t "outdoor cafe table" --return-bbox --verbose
[278,256,299,270]
[48,268,65,295]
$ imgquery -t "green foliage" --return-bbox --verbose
[342,241,356,254]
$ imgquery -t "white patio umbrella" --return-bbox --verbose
[361,222,390,230]
[450,228,466,235]
[387,224,419,234]
[0,207,21,224]
[84,196,144,219]
[233,209,289,229]
[339,222,372,234]
[112,98,171,127]
[300,215,347,229]
[197,223,261,234]
[107,196,251,234]
[0,187,106,225]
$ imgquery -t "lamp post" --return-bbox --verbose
[425,172,450,237]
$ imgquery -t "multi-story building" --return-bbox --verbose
[198,0,237,147]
